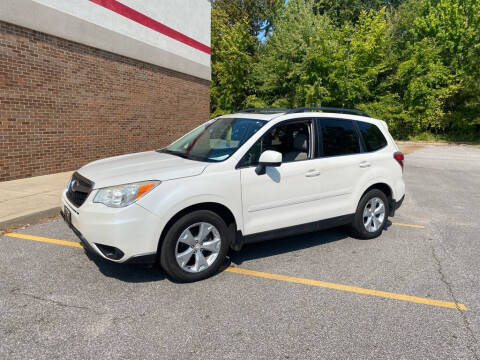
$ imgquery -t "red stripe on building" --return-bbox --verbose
[89,0,211,55]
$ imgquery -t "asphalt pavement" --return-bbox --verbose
[1,144,479,359]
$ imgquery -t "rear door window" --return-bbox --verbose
[357,121,388,152]
[320,118,361,156]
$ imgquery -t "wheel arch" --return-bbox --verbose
[156,202,238,256]
[358,182,395,216]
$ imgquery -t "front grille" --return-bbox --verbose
[67,172,94,208]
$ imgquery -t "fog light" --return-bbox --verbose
[95,244,124,260]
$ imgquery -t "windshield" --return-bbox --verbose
[160,118,267,162]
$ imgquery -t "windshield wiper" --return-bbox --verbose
[160,149,189,159]
[160,149,207,162]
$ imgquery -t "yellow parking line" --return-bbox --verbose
[4,233,83,248]
[392,222,425,229]
[225,267,466,311]
[4,231,464,311]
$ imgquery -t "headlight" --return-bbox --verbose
[93,181,160,208]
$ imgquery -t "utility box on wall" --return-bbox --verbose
[0,0,211,181]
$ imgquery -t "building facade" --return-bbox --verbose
[0,0,211,181]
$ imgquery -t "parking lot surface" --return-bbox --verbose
[1,144,479,359]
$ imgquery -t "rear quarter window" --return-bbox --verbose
[358,121,388,152]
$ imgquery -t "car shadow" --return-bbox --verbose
[83,250,166,283]
[227,227,350,266]
[83,223,387,283]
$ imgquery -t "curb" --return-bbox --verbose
[0,207,61,232]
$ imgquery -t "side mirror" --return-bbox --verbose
[255,150,282,175]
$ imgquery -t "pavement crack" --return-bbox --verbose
[431,246,479,360]
[11,289,95,312]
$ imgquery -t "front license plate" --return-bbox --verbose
[64,206,72,225]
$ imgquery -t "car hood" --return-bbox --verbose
[77,151,208,189]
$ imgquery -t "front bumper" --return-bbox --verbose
[61,190,160,264]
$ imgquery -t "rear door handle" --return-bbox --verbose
[305,170,321,177]
[359,161,371,168]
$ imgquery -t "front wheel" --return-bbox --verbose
[350,189,389,239]
[160,210,230,282]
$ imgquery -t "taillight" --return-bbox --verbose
[394,152,404,172]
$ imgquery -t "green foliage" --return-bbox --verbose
[210,7,258,117]
[255,0,327,107]
[312,0,403,25]
[211,0,480,141]
[383,0,480,138]
[212,0,284,36]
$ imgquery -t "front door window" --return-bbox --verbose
[239,120,312,167]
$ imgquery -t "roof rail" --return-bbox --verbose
[238,108,289,114]
[287,107,370,117]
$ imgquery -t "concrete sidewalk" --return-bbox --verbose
[0,171,72,230]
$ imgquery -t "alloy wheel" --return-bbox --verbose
[363,197,386,233]
[175,222,222,273]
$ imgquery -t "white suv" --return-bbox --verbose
[61,108,405,282]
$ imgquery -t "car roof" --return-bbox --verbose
[220,111,381,124]
[219,112,281,121]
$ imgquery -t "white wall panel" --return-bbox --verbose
[119,0,211,45]
[0,0,211,80]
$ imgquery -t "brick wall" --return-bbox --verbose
[0,21,210,182]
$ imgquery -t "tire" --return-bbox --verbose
[350,189,389,239]
[159,210,230,282]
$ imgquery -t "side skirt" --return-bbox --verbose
[233,214,354,249]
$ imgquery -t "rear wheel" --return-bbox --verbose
[351,189,389,239]
[160,210,230,282]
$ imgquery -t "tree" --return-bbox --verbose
[212,0,284,36]
[384,0,480,138]
[413,0,480,137]
[211,0,480,141]
[256,3,392,109]
[255,0,325,107]
[312,0,403,25]
[210,7,258,116]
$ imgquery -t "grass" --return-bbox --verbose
[406,132,480,144]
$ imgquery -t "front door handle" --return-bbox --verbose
[305,170,321,177]
[359,161,371,168]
